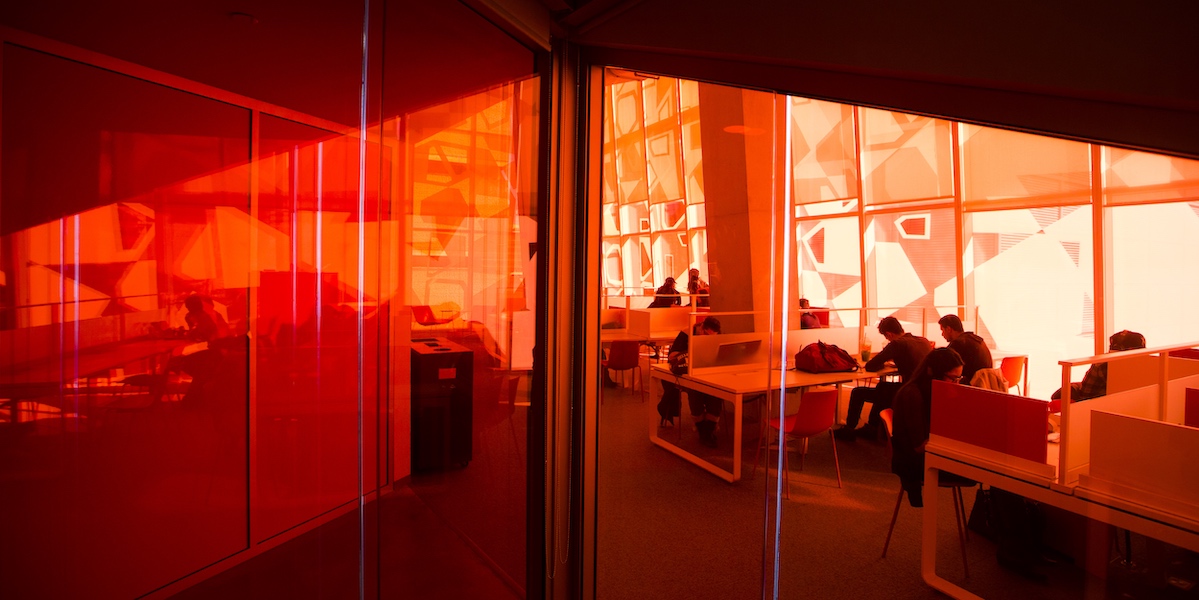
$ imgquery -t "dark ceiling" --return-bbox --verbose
[0,0,541,127]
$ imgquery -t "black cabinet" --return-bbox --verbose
[411,338,473,471]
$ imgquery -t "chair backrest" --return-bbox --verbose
[999,356,1024,389]
[969,367,1008,391]
[606,340,641,370]
[785,389,838,437]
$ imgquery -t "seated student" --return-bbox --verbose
[686,268,710,308]
[937,314,992,386]
[658,316,723,447]
[798,298,821,329]
[647,277,681,308]
[835,317,931,440]
[890,347,964,507]
[1051,329,1146,401]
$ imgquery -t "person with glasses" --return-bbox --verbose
[890,347,964,508]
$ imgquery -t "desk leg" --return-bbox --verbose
[731,396,742,481]
[922,464,982,599]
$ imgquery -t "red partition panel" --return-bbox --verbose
[1186,388,1199,429]
[931,380,1049,464]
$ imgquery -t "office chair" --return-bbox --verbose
[1000,356,1025,396]
[601,340,645,403]
[751,388,841,496]
[879,408,972,578]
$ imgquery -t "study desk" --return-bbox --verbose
[649,363,895,482]
[920,441,1199,599]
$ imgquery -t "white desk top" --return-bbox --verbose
[650,363,895,398]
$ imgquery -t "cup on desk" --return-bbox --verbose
[860,340,872,362]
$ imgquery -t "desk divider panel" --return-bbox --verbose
[689,332,769,376]
[1187,388,1199,428]
[648,307,694,336]
[1168,374,1199,425]
[1108,355,1199,395]
[599,307,628,331]
[626,309,652,338]
[931,381,1049,464]
[1064,386,1158,483]
[774,327,861,369]
[1081,411,1199,522]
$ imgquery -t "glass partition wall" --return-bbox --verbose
[0,3,540,598]
[594,68,1199,598]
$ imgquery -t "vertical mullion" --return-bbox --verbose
[852,106,868,326]
[1091,144,1107,355]
[952,122,965,319]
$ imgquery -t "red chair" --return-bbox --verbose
[601,340,644,403]
[751,388,840,496]
[999,356,1026,396]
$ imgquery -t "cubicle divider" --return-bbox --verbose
[772,327,861,369]
[627,307,694,340]
[1057,342,1199,485]
[599,307,628,332]
[1062,386,1158,484]
[1079,411,1199,524]
[929,380,1055,480]
[688,332,770,376]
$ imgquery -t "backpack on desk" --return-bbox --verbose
[794,341,858,373]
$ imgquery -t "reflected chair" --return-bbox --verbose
[999,356,1025,396]
[750,388,840,496]
[880,408,972,577]
[601,340,644,403]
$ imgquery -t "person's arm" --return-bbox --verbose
[1075,364,1107,400]
[864,340,893,372]
[666,332,688,363]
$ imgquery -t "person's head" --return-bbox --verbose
[925,348,965,384]
[1109,330,1146,352]
[699,316,721,336]
[877,316,904,341]
[938,314,964,343]
[689,268,700,280]
[663,277,676,289]
[799,298,810,309]
[184,294,206,313]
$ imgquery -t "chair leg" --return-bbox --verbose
[751,425,765,480]
[828,430,842,489]
[882,487,905,558]
[956,486,971,541]
[952,486,970,578]
[637,366,645,403]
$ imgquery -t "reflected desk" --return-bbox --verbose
[649,363,894,483]
[921,442,1199,599]
[1,337,190,422]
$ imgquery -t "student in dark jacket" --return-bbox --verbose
[891,347,964,507]
[647,277,681,308]
[938,314,993,387]
[835,316,931,440]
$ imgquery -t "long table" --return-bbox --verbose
[649,363,894,482]
[921,442,1199,599]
